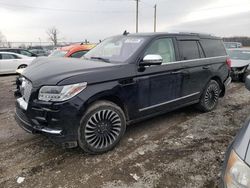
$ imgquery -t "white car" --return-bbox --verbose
[0,52,35,75]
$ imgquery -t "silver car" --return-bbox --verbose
[228,48,250,81]
[222,75,250,187]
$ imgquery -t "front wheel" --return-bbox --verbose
[197,80,221,112]
[78,100,126,154]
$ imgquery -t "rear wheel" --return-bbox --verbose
[197,80,221,112]
[78,100,126,154]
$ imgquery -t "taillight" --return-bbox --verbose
[226,58,231,70]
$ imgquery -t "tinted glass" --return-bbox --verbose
[70,50,88,58]
[144,38,176,64]
[178,40,200,60]
[1,54,18,59]
[200,39,226,57]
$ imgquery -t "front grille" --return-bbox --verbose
[20,78,33,102]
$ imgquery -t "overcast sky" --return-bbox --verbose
[0,0,250,43]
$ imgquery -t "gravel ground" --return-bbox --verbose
[0,75,249,188]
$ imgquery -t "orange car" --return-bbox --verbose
[49,43,96,58]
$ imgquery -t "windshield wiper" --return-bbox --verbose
[90,56,110,63]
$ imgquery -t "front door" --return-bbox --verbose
[136,37,184,116]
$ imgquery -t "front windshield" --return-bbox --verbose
[228,50,250,60]
[49,50,68,57]
[84,36,145,63]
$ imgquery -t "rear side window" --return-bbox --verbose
[178,40,200,60]
[200,39,226,57]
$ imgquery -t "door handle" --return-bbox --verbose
[171,70,182,74]
[203,66,209,70]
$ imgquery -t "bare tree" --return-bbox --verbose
[0,31,7,47]
[47,27,60,47]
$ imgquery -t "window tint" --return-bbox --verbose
[20,50,32,57]
[200,39,226,57]
[144,38,175,64]
[70,50,88,58]
[178,40,200,60]
[1,54,18,59]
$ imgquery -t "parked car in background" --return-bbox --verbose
[0,48,37,57]
[228,48,250,81]
[29,49,50,56]
[221,75,250,188]
[49,43,96,58]
[0,52,35,74]
[224,42,242,49]
[15,32,230,154]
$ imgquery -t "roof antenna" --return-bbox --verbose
[123,30,129,35]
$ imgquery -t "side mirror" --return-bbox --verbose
[140,54,163,66]
[245,75,250,91]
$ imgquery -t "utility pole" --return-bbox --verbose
[154,4,157,32]
[136,0,139,33]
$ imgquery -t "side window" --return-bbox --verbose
[200,39,226,57]
[178,40,200,60]
[144,38,176,64]
[1,54,18,59]
[70,50,88,58]
[20,50,32,57]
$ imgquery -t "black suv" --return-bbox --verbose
[0,48,37,57]
[15,33,231,154]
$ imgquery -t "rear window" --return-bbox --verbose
[178,40,200,60]
[200,39,226,57]
[227,50,250,60]
[71,50,88,58]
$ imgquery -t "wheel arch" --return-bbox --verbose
[210,76,225,97]
[83,92,129,121]
[17,64,27,69]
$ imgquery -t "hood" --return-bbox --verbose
[233,118,250,166]
[22,57,135,87]
[231,59,250,68]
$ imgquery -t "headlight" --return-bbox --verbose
[224,150,250,188]
[38,82,87,102]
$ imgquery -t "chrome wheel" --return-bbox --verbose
[84,109,122,150]
[204,83,220,110]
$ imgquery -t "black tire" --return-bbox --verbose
[197,80,221,112]
[78,100,126,154]
[18,64,27,69]
[241,70,250,82]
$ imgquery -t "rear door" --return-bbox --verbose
[177,39,212,97]
[1,53,21,73]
